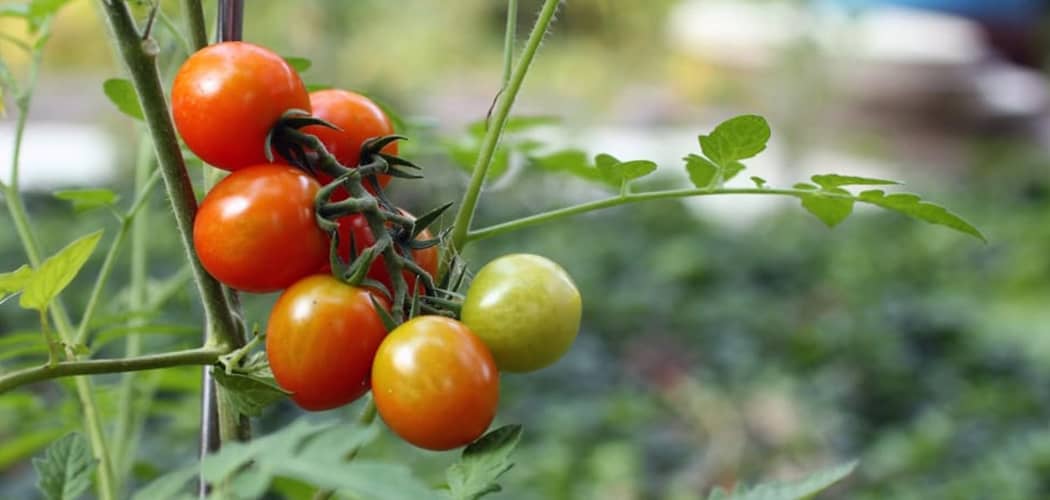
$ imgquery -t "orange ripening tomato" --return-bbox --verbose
[193,164,328,293]
[304,89,396,197]
[172,42,310,171]
[266,275,389,411]
[335,211,439,294]
[371,316,499,450]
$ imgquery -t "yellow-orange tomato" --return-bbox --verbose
[371,316,499,450]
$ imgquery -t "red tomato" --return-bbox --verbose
[335,211,439,294]
[172,42,310,171]
[371,316,499,450]
[267,275,389,411]
[304,89,396,197]
[193,164,328,293]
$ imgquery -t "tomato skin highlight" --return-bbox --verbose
[172,41,310,171]
[335,211,439,294]
[193,164,329,293]
[460,254,582,373]
[371,316,499,451]
[304,89,396,197]
[266,275,389,411]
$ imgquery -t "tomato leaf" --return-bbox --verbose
[698,114,771,166]
[751,176,767,189]
[32,432,97,500]
[706,460,858,500]
[274,461,439,500]
[53,188,120,213]
[446,424,523,500]
[595,154,657,187]
[467,115,560,138]
[212,368,291,418]
[684,154,718,189]
[857,189,985,241]
[20,231,103,311]
[0,265,32,304]
[282,56,311,73]
[102,78,144,120]
[799,190,854,228]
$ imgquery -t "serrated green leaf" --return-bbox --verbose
[20,231,103,311]
[723,161,746,182]
[131,464,196,500]
[283,56,311,73]
[684,154,718,189]
[32,433,97,500]
[225,465,272,500]
[698,114,771,166]
[299,421,380,463]
[751,176,767,188]
[709,460,858,500]
[102,78,143,120]
[858,190,986,241]
[447,425,523,500]
[0,265,32,304]
[800,191,854,227]
[811,174,899,188]
[53,188,120,213]
[212,369,291,418]
[200,419,333,482]
[595,156,657,185]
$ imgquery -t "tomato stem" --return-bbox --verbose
[448,0,562,257]
[467,187,860,242]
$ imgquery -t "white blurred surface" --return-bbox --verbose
[0,122,117,191]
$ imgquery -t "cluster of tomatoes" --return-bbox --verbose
[171,42,582,450]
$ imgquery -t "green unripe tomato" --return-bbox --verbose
[460,254,582,372]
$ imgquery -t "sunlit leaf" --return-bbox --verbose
[858,190,985,241]
[20,231,103,311]
[53,188,120,213]
[684,154,718,189]
[212,369,290,418]
[101,78,143,120]
[0,265,32,303]
[698,114,770,166]
[811,174,899,188]
[800,190,854,228]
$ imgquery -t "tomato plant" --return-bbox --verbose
[266,275,388,411]
[0,1,987,499]
[172,41,310,170]
[304,89,396,195]
[461,254,582,372]
[371,316,500,451]
[194,164,329,293]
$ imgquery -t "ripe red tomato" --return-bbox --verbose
[336,211,439,294]
[304,89,396,197]
[371,316,499,450]
[172,42,310,171]
[266,275,389,411]
[193,164,328,293]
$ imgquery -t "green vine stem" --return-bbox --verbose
[0,347,227,394]
[181,0,208,50]
[96,0,248,449]
[501,0,518,87]
[448,0,560,255]
[468,187,855,242]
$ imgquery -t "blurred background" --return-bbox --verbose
[3,0,1050,498]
